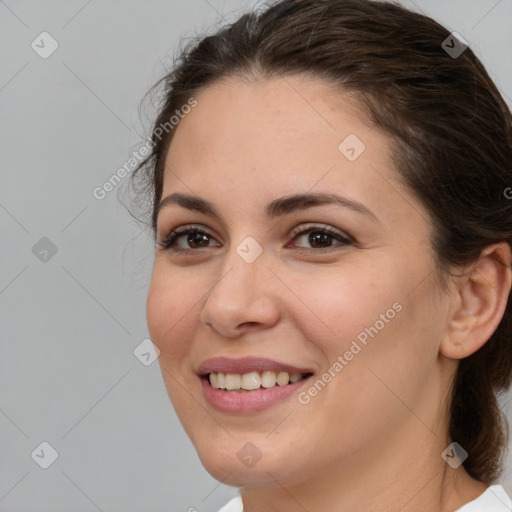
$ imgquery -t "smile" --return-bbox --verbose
[208,371,309,391]
[198,357,314,413]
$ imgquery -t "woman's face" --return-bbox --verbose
[147,75,454,488]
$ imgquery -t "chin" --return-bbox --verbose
[200,456,281,488]
[192,437,281,487]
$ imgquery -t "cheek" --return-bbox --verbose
[146,270,201,416]
[146,267,196,360]
[146,276,171,345]
[334,277,446,422]
[294,259,440,400]
[289,264,400,353]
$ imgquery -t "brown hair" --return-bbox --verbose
[131,0,512,483]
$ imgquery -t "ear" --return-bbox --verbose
[441,243,512,360]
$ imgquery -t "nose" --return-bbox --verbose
[199,246,281,338]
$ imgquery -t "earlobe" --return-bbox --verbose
[441,243,512,360]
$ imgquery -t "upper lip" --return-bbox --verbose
[197,357,314,376]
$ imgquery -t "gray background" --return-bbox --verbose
[1,0,511,510]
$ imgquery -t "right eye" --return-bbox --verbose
[157,225,222,252]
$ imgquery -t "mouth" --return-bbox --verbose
[205,370,312,392]
[197,357,314,413]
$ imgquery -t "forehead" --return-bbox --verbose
[161,75,420,226]
[168,75,375,161]
[165,75,391,179]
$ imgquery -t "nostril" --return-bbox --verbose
[238,321,259,329]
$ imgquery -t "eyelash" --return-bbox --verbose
[157,223,353,254]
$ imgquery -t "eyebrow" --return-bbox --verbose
[155,191,377,222]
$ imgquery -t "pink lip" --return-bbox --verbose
[197,357,314,414]
[200,376,312,413]
[197,356,313,376]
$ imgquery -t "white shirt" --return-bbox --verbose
[217,485,512,511]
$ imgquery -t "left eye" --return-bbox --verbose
[290,226,352,250]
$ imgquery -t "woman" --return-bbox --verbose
[132,0,512,510]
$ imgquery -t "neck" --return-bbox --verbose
[240,424,487,512]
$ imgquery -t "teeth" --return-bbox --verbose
[208,371,305,391]
[241,372,261,390]
[225,373,241,390]
[277,371,289,386]
[261,370,277,388]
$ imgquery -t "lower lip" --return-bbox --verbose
[200,376,312,414]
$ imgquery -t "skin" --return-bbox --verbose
[146,75,511,511]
